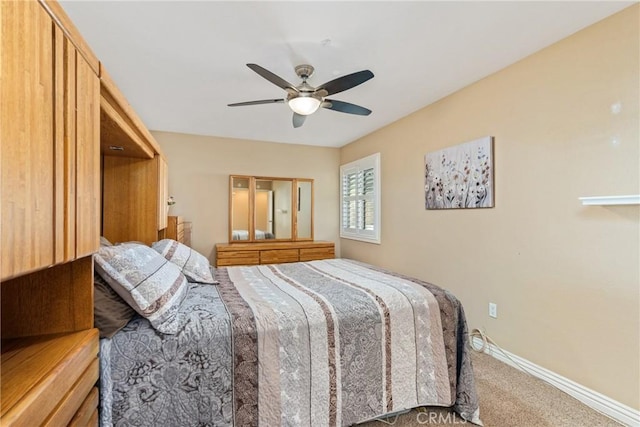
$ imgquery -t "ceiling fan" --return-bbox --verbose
[228,63,374,128]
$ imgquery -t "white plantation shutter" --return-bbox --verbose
[340,153,380,243]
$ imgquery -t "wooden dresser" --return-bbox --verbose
[166,216,192,246]
[216,241,335,267]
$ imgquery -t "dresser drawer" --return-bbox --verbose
[69,387,99,426]
[1,329,99,427]
[299,247,335,261]
[44,358,99,425]
[216,242,335,267]
[260,249,299,264]
[217,250,260,266]
[166,216,184,242]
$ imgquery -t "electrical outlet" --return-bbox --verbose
[489,302,498,318]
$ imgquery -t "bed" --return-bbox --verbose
[94,242,481,426]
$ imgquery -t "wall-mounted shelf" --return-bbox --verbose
[579,195,640,206]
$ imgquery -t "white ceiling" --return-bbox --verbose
[61,1,632,148]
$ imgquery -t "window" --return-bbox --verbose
[340,153,381,244]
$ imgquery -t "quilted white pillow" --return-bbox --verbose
[152,239,216,284]
[94,242,189,334]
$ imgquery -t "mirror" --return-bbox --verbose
[230,177,251,241]
[229,175,313,242]
[256,178,292,240]
[296,180,312,240]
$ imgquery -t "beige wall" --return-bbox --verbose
[153,131,341,260]
[340,5,639,409]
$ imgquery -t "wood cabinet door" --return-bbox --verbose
[1,2,100,280]
[74,49,100,258]
[53,24,100,262]
[53,26,76,264]
[1,1,56,280]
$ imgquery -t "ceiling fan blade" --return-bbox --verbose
[227,99,285,107]
[322,99,372,116]
[247,64,298,92]
[316,70,374,96]
[292,113,306,128]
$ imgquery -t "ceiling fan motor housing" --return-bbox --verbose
[295,64,315,80]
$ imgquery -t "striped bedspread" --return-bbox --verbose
[99,259,481,426]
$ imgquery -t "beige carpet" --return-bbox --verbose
[358,351,622,427]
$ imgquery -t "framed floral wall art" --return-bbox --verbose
[425,136,494,209]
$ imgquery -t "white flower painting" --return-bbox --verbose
[425,136,494,209]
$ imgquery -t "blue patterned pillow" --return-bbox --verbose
[152,239,216,284]
[94,243,189,334]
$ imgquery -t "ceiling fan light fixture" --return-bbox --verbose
[288,96,321,115]
[229,63,374,127]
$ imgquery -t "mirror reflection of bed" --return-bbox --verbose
[232,229,274,241]
[231,184,252,241]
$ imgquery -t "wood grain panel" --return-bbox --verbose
[102,155,160,245]
[53,24,66,263]
[299,247,335,262]
[217,256,260,267]
[1,0,56,280]
[216,241,334,267]
[216,249,260,267]
[166,216,184,241]
[260,249,299,264]
[75,51,100,258]
[38,0,99,75]
[0,329,98,426]
[55,30,77,264]
[100,94,154,159]
[86,409,99,427]
[1,256,94,338]
[68,387,98,427]
[100,66,164,157]
[43,358,98,426]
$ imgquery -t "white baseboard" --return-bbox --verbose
[471,336,640,427]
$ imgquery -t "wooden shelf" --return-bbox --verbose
[1,329,99,426]
[579,195,640,206]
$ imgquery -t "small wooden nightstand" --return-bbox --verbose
[166,216,191,246]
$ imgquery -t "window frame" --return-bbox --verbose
[339,152,381,244]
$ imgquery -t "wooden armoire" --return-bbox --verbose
[1,1,169,424]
